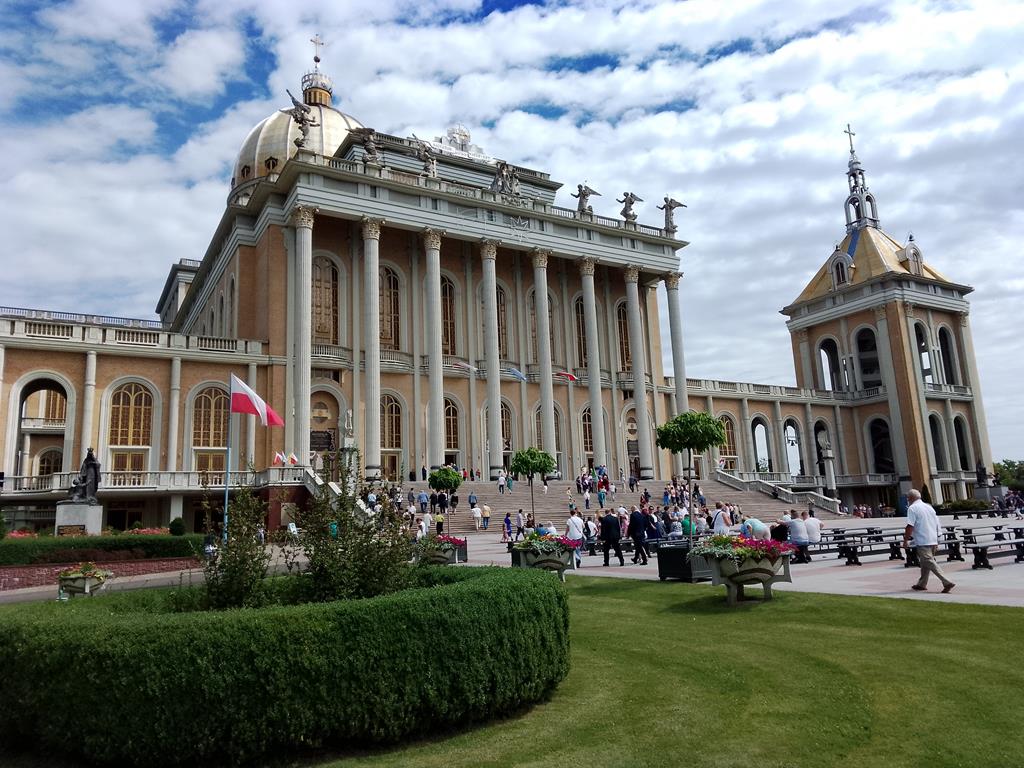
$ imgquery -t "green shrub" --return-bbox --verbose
[0,534,204,566]
[0,567,570,766]
[202,485,270,609]
[168,517,186,536]
[937,498,991,513]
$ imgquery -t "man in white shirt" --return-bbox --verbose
[802,511,823,543]
[904,489,955,593]
[782,510,810,562]
[565,509,585,566]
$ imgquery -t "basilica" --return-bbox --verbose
[0,55,992,531]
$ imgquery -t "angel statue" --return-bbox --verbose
[656,196,687,233]
[571,184,601,215]
[280,89,320,149]
[353,127,380,164]
[617,191,643,222]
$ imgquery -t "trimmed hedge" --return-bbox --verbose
[0,533,203,566]
[0,566,570,766]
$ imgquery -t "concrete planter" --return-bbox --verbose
[58,575,108,598]
[511,548,576,582]
[708,555,792,606]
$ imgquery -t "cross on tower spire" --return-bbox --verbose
[844,123,856,155]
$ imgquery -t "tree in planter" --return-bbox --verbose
[509,447,556,522]
[655,412,727,546]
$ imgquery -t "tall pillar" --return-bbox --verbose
[80,350,97,459]
[167,357,181,471]
[624,266,654,480]
[803,401,817,484]
[361,217,383,481]
[291,205,316,465]
[533,249,557,465]
[957,311,992,469]
[424,228,445,470]
[579,258,607,467]
[664,272,689,416]
[772,400,786,474]
[740,397,754,472]
[481,240,503,480]
[903,304,941,501]
[873,306,911,495]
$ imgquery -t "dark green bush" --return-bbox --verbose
[168,517,186,536]
[0,567,570,766]
[936,498,991,513]
[202,485,270,609]
[0,534,204,566]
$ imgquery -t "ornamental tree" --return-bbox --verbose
[656,411,727,545]
[509,447,556,521]
[428,467,462,494]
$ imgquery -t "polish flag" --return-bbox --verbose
[230,374,284,426]
[555,371,578,382]
[454,361,479,372]
[287,453,300,465]
[273,451,287,466]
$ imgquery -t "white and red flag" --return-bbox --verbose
[554,371,578,382]
[229,374,284,426]
[454,361,479,372]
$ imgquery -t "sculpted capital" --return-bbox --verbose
[531,248,550,270]
[624,265,640,284]
[361,217,383,241]
[959,311,970,327]
[422,228,444,251]
[480,239,498,261]
[873,305,888,322]
[578,257,597,277]
[663,271,683,290]
[796,329,809,341]
[291,205,317,229]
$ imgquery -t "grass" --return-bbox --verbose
[4,577,1023,767]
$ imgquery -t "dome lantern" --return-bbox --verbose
[301,34,333,107]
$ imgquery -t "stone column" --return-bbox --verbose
[480,240,503,479]
[803,401,817,486]
[424,228,445,470]
[664,272,689,415]
[873,306,911,494]
[943,398,966,498]
[740,397,754,472]
[361,218,383,481]
[903,304,941,501]
[579,258,607,467]
[957,311,992,469]
[291,205,316,464]
[797,329,813,389]
[80,350,97,460]
[624,266,654,480]
[533,249,557,464]
[772,400,786,474]
[167,357,181,471]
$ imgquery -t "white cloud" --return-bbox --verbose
[152,27,247,99]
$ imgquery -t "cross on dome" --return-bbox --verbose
[310,33,326,67]
[844,123,856,155]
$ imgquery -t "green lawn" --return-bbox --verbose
[4,578,1023,767]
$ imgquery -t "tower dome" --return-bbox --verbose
[231,43,363,192]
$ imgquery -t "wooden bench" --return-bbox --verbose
[838,530,906,566]
[965,527,1024,570]
[904,530,964,567]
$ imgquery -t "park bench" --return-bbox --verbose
[963,526,1024,570]
[903,529,964,567]
[837,530,906,566]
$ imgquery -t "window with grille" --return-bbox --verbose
[381,394,402,449]
[441,276,457,355]
[582,408,593,453]
[574,297,587,368]
[444,398,459,451]
[380,267,401,351]
[617,303,631,369]
[313,256,339,344]
[109,383,153,446]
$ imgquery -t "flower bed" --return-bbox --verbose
[0,566,570,766]
[688,535,796,564]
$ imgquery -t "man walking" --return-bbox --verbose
[904,488,956,593]
[629,506,649,565]
[600,509,625,567]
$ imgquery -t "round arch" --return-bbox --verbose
[4,370,78,478]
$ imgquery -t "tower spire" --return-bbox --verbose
[842,125,879,233]
[301,33,333,107]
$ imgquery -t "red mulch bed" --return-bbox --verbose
[0,557,200,591]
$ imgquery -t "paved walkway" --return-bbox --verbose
[2,522,1021,608]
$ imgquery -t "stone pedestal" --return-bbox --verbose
[972,485,1006,504]
[55,503,103,536]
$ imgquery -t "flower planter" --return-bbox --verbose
[58,575,108,598]
[511,549,576,582]
[420,548,458,566]
[708,555,792,606]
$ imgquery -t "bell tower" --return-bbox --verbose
[782,132,992,506]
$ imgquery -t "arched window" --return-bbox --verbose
[218,294,226,336]
[45,390,66,423]
[929,414,948,471]
[441,276,457,355]
[719,416,737,471]
[528,289,556,364]
[813,421,831,475]
[108,382,153,481]
[496,285,509,359]
[228,277,235,337]
[752,419,772,472]
[855,328,882,388]
[444,398,459,451]
[534,406,563,455]
[193,387,228,474]
[914,323,934,384]
[938,327,958,384]
[208,309,215,336]
[574,297,587,368]
[38,449,62,476]
[784,421,803,476]
[582,407,593,453]
[616,303,631,370]
[818,339,842,391]
[500,402,513,453]
[381,395,401,449]
[312,256,339,344]
[954,417,971,470]
[380,267,401,351]
[868,419,894,474]
[833,261,847,286]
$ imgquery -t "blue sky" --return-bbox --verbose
[1,0,1022,460]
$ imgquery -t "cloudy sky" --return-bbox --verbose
[1,0,1021,460]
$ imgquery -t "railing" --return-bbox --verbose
[20,417,65,430]
[115,329,160,346]
[381,349,414,367]
[193,336,237,351]
[736,471,792,483]
[835,473,898,485]
[2,468,311,496]
[714,470,840,515]
[792,474,822,486]
[615,371,653,387]
[25,321,74,338]
[312,343,353,362]
[0,305,166,330]
[925,382,972,396]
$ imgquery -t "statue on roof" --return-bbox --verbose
[353,128,380,165]
[491,160,513,194]
[572,184,600,215]
[412,138,437,178]
[656,196,686,234]
[617,191,643,223]
[280,89,320,149]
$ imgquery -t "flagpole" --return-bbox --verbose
[223,405,233,543]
